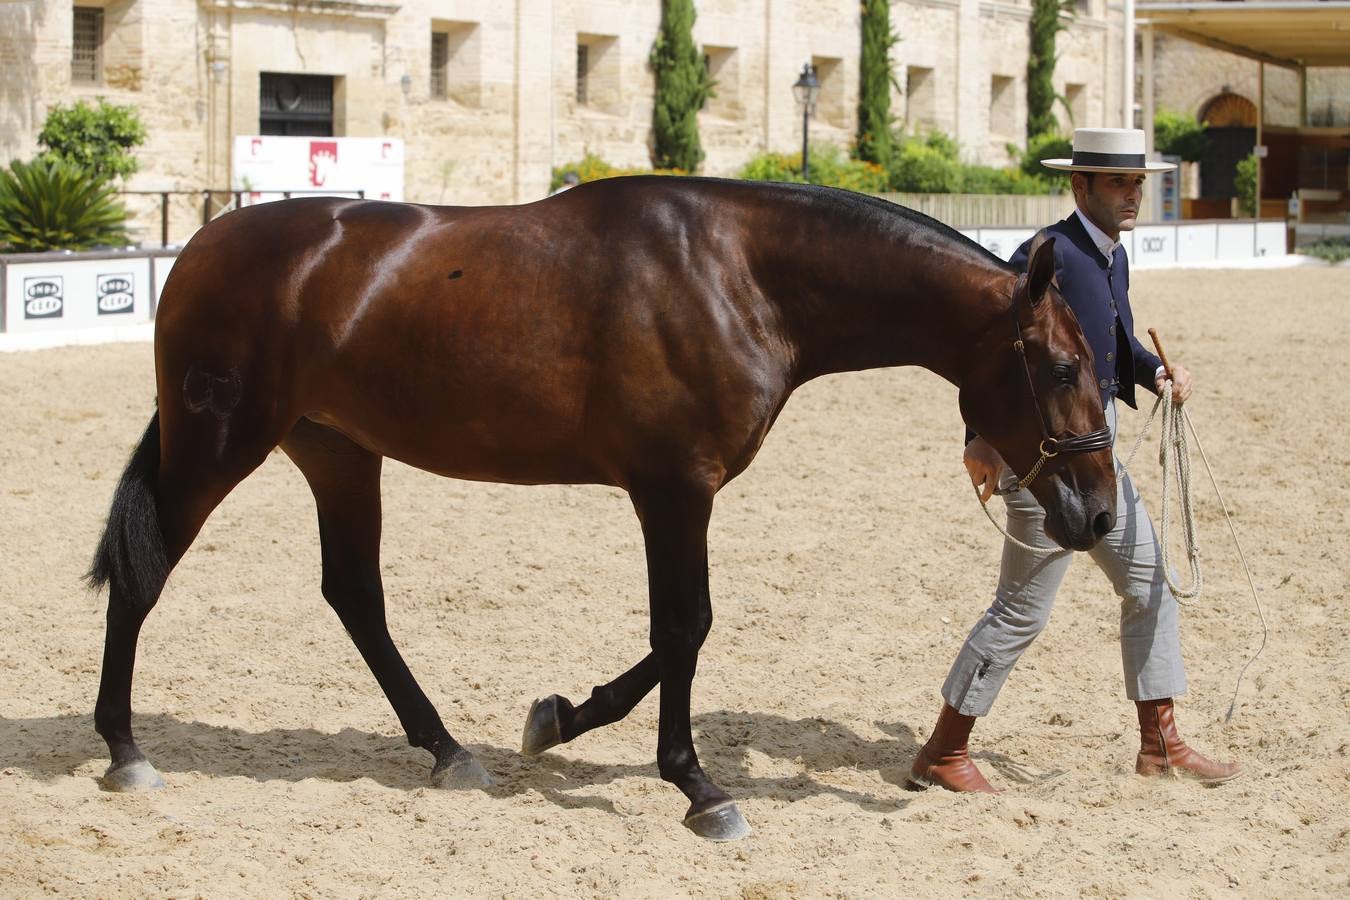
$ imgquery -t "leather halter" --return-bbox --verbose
[994,284,1114,495]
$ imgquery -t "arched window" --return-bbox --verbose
[1196,93,1257,200]
[1200,93,1257,128]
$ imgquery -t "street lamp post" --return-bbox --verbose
[792,63,821,181]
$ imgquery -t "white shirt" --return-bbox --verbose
[1074,208,1119,265]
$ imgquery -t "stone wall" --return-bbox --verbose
[25,0,1346,244]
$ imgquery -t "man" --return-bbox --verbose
[908,128,1242,793]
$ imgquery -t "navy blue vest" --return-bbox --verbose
[1010,214,1162,409]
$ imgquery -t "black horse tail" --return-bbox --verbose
[86,412,170,609]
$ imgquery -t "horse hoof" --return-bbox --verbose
[100,759,165,792]
[683,801,752,842]
[521,695,562,756]
[431,748,494,790]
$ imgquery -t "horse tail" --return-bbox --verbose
[86,411,170,609]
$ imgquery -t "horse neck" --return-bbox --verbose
[765,224,1013,388]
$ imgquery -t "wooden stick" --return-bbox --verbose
[1148,327,1174,380]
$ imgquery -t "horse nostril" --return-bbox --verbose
[1092,509,1114,539]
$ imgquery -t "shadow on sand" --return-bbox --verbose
[2,707,927,817]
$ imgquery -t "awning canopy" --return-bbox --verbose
[1137,1,1350,70]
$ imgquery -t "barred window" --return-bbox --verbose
[430,32,448,100]
[576,44,589,106]
[72,6,103,84]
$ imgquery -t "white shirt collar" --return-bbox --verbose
[1074,208,1120,264]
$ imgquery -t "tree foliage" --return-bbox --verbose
[1027,0,1073,140]
[1153,109,1208,162]
[0,156,129,251]
[37,98,146,183]
[649,0,713,172]
[856,0,898,166]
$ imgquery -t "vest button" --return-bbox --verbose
[1106,351,1115,362]
[1099,378,1109,389]
[1109,324,1116,335]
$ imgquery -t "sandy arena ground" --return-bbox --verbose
[1,267,1347,898]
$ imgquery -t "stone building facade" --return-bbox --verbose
[2,0,1140,241]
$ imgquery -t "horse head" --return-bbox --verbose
[959,233,1117,550]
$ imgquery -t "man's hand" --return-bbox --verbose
[1155,362,1194,405]
[964,436,1006,504]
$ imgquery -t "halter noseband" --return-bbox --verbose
[994,286,1114,495]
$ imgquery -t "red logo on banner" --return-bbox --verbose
[250,138,263,156]
[308,141,338,187]
[381,141,392,159]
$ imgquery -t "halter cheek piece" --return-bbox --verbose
[994,281,1114,495]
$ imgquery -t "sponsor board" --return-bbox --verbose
[97,273,135,315]
[24,276,63,319]
[4,258,151,333]
[233,136,404,204]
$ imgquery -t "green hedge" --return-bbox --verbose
[556,132,1063,198]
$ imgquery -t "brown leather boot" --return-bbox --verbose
[1135,699,1243,784]
[907,704,999,793]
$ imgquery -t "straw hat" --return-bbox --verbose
[1041,128,1176,174]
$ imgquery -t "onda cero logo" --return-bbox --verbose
[23,276,64,319]
[96,273,135,315]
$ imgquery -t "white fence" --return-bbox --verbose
[875,192,1077,228]
[0,216,1290,349]
[961,219,1288,267]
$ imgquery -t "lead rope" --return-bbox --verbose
[1118,385,1269,722]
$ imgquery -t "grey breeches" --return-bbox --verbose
[942,402,1187,716]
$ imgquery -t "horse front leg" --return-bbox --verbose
[636,479,749,841]
[520,653,660,755]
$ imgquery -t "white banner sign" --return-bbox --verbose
[4,256,152,333]
[232,136,404,205]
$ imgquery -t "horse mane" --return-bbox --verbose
[609,175,1015,272]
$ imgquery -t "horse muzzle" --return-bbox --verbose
[1040,476,1115,551]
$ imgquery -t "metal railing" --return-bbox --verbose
[117,189,365,247]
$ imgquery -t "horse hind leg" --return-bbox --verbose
[280,418,490,789]
[90,410,270,791]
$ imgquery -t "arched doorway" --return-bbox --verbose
[1198,93,1257,200]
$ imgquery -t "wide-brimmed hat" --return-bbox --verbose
[1042,128,1176,174]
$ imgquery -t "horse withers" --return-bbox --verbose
[87,177,1115,841]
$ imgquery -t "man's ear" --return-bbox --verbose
[1026,232,1056,307]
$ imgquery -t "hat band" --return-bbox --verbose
[1071,150,1146,168]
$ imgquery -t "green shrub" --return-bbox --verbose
[1154,109,1207,162]
[737,151,805,184]
[887,139,962,193]
[0,156,129,251]
[959,164,1053,195]
[1019,132,1073,182]
[550,153,684,192]
[37,98,146,183]
[1300,239,1350,264]
[1234,154,1257,216]
[737,143,887,192]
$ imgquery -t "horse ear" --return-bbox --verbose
[1025,233,1057,307]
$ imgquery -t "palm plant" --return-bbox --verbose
[0,157,128,252]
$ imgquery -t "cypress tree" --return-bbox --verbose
[650,0,713,172]
[1027,0,1072,140]
[856,0,897,166]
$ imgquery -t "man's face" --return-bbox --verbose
[1074,172,1146,237]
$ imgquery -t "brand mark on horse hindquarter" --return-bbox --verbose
[448,269,463,280]
[183,365,243,420]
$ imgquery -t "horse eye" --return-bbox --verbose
[1052,363,1075,382]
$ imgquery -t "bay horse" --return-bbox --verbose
[87,177,1115,840]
